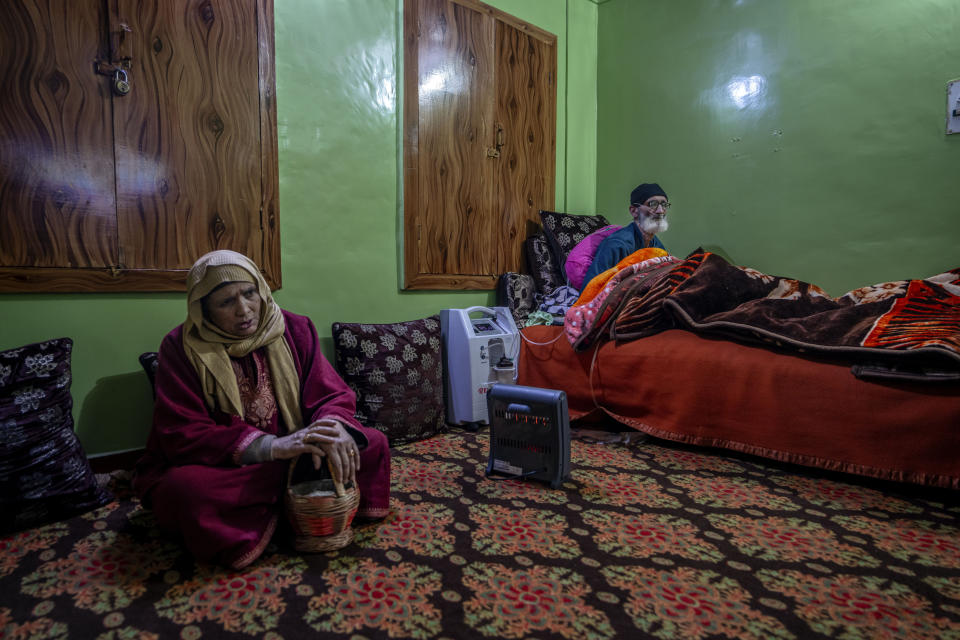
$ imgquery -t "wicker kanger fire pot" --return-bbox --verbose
[284,457,360,552]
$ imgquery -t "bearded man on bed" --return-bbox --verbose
[580,182,670,291]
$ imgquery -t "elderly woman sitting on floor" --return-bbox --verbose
[133,250,390,569]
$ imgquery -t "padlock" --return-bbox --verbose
[113,69,130,96]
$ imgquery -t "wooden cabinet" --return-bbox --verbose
[403,0,556,290]
[0,0,279,292]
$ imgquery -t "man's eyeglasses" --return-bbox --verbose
[635,200,671,211]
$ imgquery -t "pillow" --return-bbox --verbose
[524,232,564,294]
[331,316,447,446]
[496,272,537,325]
[564,224,622,290]
[538,210,611,275]
[0,338,111,533]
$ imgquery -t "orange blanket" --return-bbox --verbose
[576,247,668,306]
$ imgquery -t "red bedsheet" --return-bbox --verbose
[518,325,960,488]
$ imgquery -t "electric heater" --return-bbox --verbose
[485,384,570,489]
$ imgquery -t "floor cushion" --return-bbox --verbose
[331,316,448,446]
[0,337,110,533]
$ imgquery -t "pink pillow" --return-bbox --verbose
[564,225,621,289]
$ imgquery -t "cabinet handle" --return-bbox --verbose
[94,23,133,71]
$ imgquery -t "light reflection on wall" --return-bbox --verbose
[699,29,775,115]
[726,74,766,109]
[375,75,395,113]
[364,37,396,115]
[328,36,396,117]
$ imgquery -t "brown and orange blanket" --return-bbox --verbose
[565,251,960,381]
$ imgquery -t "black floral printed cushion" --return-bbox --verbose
[331,316,448,446]
[539,210,612,272]
[0,337,111,534]
[496,272,537,325]
[524,232,564,294]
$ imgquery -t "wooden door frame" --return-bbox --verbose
[402,0,557,290]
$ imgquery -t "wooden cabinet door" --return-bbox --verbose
[412,0,497,283]
[0,0,118,270]
[113,0,268,273]
[403,0,556,290]
[0,0,279,292]
[493,20,556,280]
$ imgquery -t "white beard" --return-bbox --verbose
[638,213,668,236]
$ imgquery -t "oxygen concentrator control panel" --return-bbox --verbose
[471,320,500,335]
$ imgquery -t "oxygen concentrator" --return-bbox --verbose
[440,306,519,425]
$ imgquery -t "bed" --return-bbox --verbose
[515,248,960,489]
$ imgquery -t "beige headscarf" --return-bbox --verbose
[182,250,303,433]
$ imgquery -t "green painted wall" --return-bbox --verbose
[596,0,960,296]
[1,0,598,455]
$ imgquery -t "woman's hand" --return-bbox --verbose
[269,425,328,463]
[272,419,360,484]
[305,418,360,485]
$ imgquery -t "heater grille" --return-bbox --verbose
[493,436,553,455]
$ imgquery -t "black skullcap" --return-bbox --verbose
[630,183,667,206]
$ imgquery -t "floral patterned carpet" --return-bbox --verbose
[3,429,960,639]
